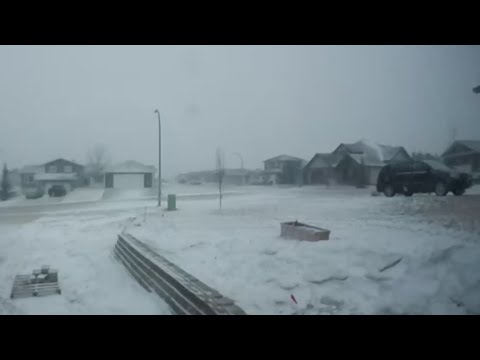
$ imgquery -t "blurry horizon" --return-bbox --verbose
[1,45,479,176]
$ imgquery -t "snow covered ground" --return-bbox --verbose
[126,185,480,315]
[0,203,171,315]
[0,187,104,208]
[1,184,479,315]
[61,188,105,204]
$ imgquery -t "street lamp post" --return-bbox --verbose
[154,109,161,207]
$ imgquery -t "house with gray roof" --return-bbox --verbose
[442,140,480,181]
[20,159,87,193]
[263,154,307,184]
[303,140,411,185]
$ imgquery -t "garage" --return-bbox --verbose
[104,161,156,189]
[113,174,145,189]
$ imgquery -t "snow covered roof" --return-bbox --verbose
[44,158,84,168]
[339,140,407,166]
[106,160,156,174]
[454,140,480,153]
[263,155,305,163]
[305,153,334,169]
[34,173,78,181]
[20,165,44,174]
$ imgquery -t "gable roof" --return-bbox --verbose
[333,140,408,166]
[304,153,335,169]
[263,154,305,163]
[442,140,480,157]
[44,158,84,168]
[105,160,156,174]
[456,140,480,153]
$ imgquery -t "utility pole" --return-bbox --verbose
[154,109,161,207]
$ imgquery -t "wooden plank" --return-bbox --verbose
[116,233,247,315]
[11,273,61,299]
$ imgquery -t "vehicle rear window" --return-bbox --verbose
[423,160,452,172]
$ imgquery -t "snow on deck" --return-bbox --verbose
[127,186,480,315]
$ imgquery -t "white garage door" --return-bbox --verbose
[113,174,144,189]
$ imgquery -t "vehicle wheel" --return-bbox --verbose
[435,182,447,196]
[383,185,395,197]
[453,188,465,196]
[404,191,413,197]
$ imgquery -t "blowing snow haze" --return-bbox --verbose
[0,45,479,177]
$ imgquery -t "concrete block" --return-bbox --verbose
[281,221,330,241]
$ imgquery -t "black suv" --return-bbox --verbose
[48,185,67,197]
[377,160,472,197]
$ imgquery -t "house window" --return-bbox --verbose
[48,165,57,173]
[25,175,34,183]
[64,165,72,173]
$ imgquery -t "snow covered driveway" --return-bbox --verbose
[0,201,171,315]
[127,186,480,315]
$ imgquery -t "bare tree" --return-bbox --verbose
[216,147,225,209]
[86,144,110,183]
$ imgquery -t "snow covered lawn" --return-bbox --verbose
[0,206,171,315]
[61,188,105,204]
[127,186,480,315]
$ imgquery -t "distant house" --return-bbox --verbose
[20,159,86,192]
[176,168,254,186]
[303,140,411,186]
[20,165,44,188]
[442,140,480,181]
[223,169,252,185]
[263,155,306,185]
[104,161,156,189]
[302,153,335,185]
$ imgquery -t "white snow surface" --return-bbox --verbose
[0,207,170,315]
[127,186,480,315]
[2,184,480,315]
[60,188,105,204]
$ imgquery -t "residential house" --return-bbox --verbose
[302,153,335,185]
[263,155,307,185]
[303,140,411,186]
[223,169,252,185]
[20,159,87,192]
[20,165,44,188]
[441,140,480,181]
[176,168,254,186]
[104,161,156,189]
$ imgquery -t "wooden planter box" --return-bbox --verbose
[280,221,330,241]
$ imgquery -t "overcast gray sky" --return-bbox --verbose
[1,45,479,177]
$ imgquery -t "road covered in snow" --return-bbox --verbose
[1,184,479,315]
